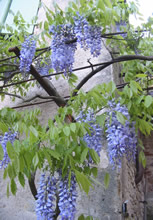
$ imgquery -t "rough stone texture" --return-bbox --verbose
[119,158,144,220]
[112,44,145,220]
[141,131,153,219]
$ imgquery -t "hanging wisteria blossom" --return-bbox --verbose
[106,101,137,168]
[19,35,36,72]
[50,24,77,75]
[74,13,89,50]
[74,13,102,57]
[0,131,17,169]
[58,172,77,219]
[36,173,57,220]
[76,111,103,157]
[36,171,77,220]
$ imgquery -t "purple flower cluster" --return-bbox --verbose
[74,13,89,50]
[50,24,77,75]
[58,173,77,219]
[36,171,77,220]
[49,14,102,76]
[77,111,103,156]
[36,173,57,220]
[85,25,102,57]
[0,131,17,169]
[19,36,36,72]
[74,14,102,57]
[106,101,137,168]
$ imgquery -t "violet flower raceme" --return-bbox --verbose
[106,101,137,168]
[19,36,36,72]
[36,173,57,220]
[58,172,77,220]
[74,13,102,57]
[74,13,89,50]
[84,25,102,57]
[76,111,103,157]
[0,131,17,169]
[50,24,77,75]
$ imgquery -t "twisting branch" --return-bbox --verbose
[0,63,18,68]
[65,29,149,44]
[87,59,94,72]
[34,47,51,60]
[8,47,66,107]
[0,91,24,100]
[73,55,153,96]
[23,95,66,103]
[0,55,17,63]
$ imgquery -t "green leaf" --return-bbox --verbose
[72,2,78,10]
[78,214,85,220]
[44,21,49,30]
[107,81,116,93]
[91,167,98,178]
[19,155,25,172]
[43,150,52,167]
[116,111,126,125]
[80,148,88,163]
[135,74,147,78]
[144,95,152,108]
[89,149,100,164]
[7,164,16,179]
[47,149,60,160]
[80,0,85,6]
[75,170,92,194]
[32,152,39,168]
[139,151,146,168]
[3,168,8,179]
[6,142,16,159]
[104,0,112,8]
[104,172,110,188]
[70,123,76,133]
[0,122,8,133]
[0,144,4,160]
[138,119,152,135]
[24,151,33,170]
[18,172,25,187]
[11,179,17,195]
[130,80,142,93]
[29,126,38,137]
[86,217,93,220]
[96,114,106,127]
[97,0,105,11]
[63,126,70,136]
